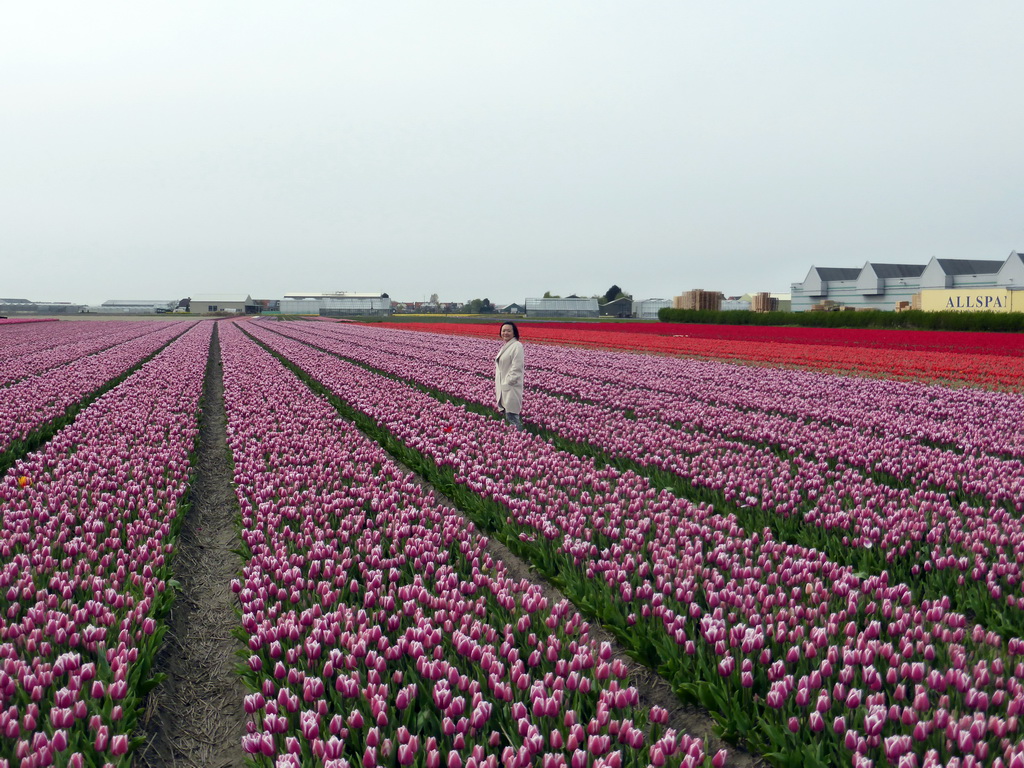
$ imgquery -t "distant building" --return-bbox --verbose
[283,291,386,300]
[320,295,391,317]
[0,298,36,313]
[0,298,84,315]
[192,294,256,314]
[721,298,752,311]
[279,298,321,314]
[280,292,391,317]
[599,297,633,318]
[633,298,671,319]
[919,287,1024,313]
[919,259,1004,289]
[500,303,526,314]
[673,289,722,311]
[791,253,1021,312]
[525,297,599,318]
[998,251,1024,285]
[252,298,280,313]
[99,299,178,314]
[792,267,862,312]
[751,292,778,313]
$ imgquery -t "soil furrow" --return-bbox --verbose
[135,323,249,768]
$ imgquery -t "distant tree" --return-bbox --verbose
[543,291,560,298]
[603,284,631,303]
[429,293,440,305]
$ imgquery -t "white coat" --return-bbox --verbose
[495,339,524,415]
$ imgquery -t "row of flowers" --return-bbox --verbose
[276,323,1024,487]
[293,323,1023,481]
[243,319,1024,767]
[369,321,1024,390]
[0,322,212,767]
[261,322,1024,640]
[373,321,1024,358]
[0,322,195,456]
[0,322,187,388]
[218,321,722,768]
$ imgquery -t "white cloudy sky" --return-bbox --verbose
[2,2,1022,306]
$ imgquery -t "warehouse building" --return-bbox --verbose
[917,252,1024,312]
[633,298,672,319]
[320,295,391,317]
[192,294,257,314]
[524,297,599,318]
[791,252,1023,311]
[278,298,321,315]
[722,298,753,311]
[99,299,178,314]
[919,287,1024,313]
[599,297,633,317]
[280,292,391,317]
[0,298,85,315]
[919,258,1004,289]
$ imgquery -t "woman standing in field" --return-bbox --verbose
[495,321,524,429]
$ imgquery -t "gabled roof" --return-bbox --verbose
[814,267,861,281]
[933,259,1003,275]
[869,263,926,279]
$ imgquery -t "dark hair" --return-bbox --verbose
[499,321,520,340]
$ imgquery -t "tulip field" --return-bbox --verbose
[220,322,721,768]
[371,321,1024,390]
[2,316,1024,768]
[0,320,196,472]
[0,320,210,767]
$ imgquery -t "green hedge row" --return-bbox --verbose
[658,307,1024,332]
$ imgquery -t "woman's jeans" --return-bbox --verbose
[503,411,523,430]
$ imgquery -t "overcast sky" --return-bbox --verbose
[2,2,1022,306]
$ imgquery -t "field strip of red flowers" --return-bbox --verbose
[369,321,1024,390]
[241,318,1024,768]
[4,316,1024,768]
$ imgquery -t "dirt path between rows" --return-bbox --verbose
[135,323,249,768]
